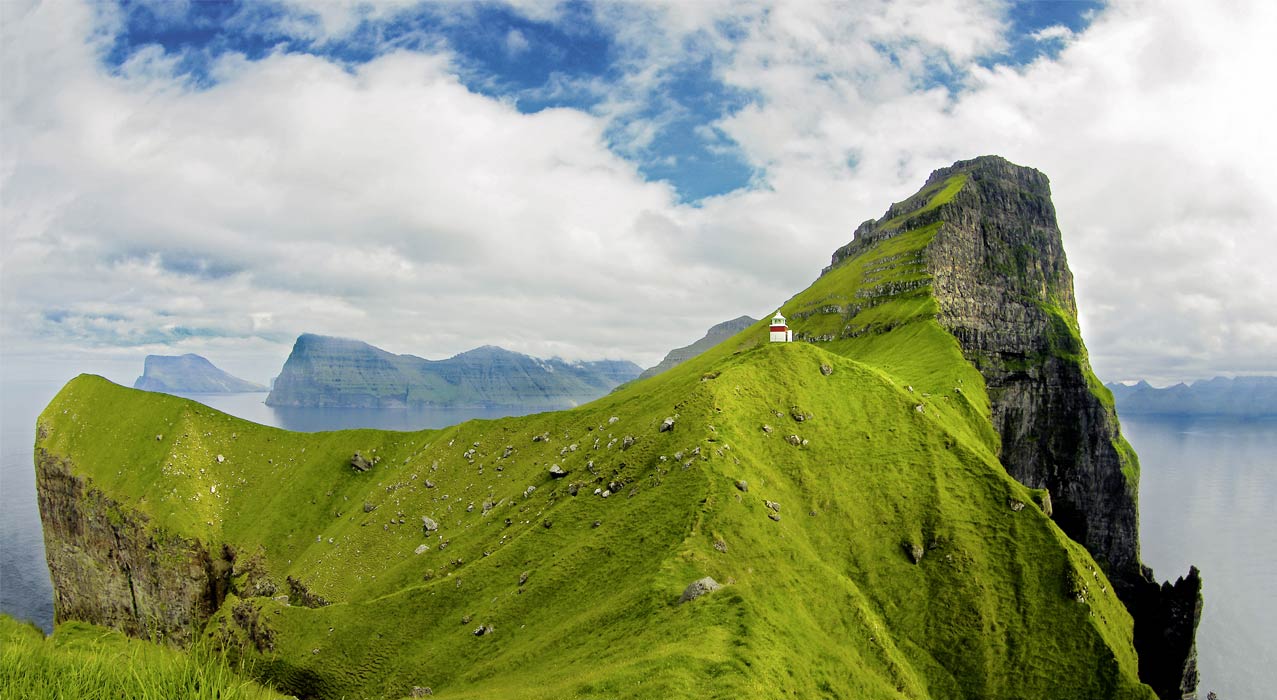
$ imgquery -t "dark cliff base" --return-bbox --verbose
[36,448,233,645]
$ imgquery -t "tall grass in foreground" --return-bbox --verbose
[0,614,285,699]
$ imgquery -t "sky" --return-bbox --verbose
[2,0,1275,389]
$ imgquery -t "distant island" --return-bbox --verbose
[133,354,267,394]
[1108,376,1277,417]
[265,333,643,408]
[636,315,757,381]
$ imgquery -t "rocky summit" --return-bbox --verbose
[35,156,1196,699]
[133,354,268,394]
[265,335,642,409]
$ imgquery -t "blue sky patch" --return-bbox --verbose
[96,0,1104,202]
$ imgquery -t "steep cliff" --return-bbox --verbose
[266,334,642,408]
[36,447,233,645]
[35,156,1179,700]
[636,315,758,380]
[820,155,1200,699]
[134,354,267,394]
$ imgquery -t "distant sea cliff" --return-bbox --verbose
[1107,376,1277,417]
[265,334,642,408]
[133,354,267,394]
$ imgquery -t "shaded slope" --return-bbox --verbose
[134,354,267,394]
[636,315,758,380]
[266,334,642,409]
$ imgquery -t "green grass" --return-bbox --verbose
[0,614,285,699]
[34,169,1154,699]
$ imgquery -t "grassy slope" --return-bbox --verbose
[0,613,284,699]
[35,176,1154,699]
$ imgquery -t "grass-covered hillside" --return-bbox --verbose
[0,613,284,699]
[36,166,1155,700]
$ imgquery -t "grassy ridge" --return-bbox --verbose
[34,175,1155,698]
[0,614,284,699]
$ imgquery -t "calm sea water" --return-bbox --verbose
[2,380,1273,697]
[1122,414,1277,699]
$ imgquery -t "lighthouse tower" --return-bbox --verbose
[770,310,793,343]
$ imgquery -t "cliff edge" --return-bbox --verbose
[825,155,1201,699]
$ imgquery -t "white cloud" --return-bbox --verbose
[1031,25,1074,43]
[2,0,1274,390]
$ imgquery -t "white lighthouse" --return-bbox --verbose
[770,310,793,343]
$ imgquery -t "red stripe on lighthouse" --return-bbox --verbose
[770,325,787,332]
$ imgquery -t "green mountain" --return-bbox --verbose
[1107,376,1277,416]
[265,335,642,409]
[34,156,1198,699]
[134,354,268,394]
[636,315,758,381]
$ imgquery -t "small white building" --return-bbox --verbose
[770,310,793,343]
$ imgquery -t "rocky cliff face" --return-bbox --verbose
[36,447,232,645]
[828,155,1201,699]
[134,354,267,394]
[637,315,757,380]
[266,334,642,408]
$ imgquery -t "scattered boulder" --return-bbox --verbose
[548,464,567,478]
[914,404,925,414]
[621,436,636,450]
[1035,490,1054,518]
[424,479,435,489]
[350,451,374,472]
[768,513,781,522]
[734,480,748,492]
[411,687,433,697]
[1008,499,1026,512]
[820,364,833,376]
[713,538,728,553]
[905,542,924,564]
[524,485,536,498]
[608,416,619,424]
[532,432,549,443]
[519,571,530,585]
[785,434,802,446]
[789,407,810,422]
[659,417,676,432]
[679,577,721,603]
[473,624,494,637]
[761,424,773,434]
[414,544,429,555]
[216,454,225,464]
[568,482,580,496]
[363,502,377,513]
[502,445,514,458]
[764,500,781,513]
[422,516,439,533]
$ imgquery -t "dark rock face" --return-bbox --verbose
[828,155,1201,699]
[133,354,267,394]
[922,157,1143,581]
[266,334,642,408]
[36,449,232,645]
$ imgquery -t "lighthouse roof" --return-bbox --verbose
[772,310,786,321]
